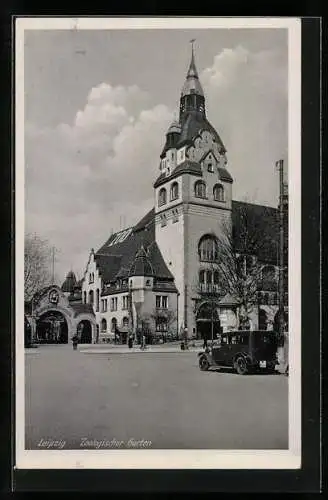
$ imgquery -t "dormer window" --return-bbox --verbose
[207,163,213,172]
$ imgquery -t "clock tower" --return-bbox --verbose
[154,42,234,336]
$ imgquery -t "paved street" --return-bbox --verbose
[25,344,288,450]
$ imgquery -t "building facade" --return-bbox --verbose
[25,277,97,344]
[80,46,288,343]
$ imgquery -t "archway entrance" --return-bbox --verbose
[36,311,68,344]
[196,302,221,341]
[77,320,92,344]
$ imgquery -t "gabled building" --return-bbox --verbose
[81,44,288,343]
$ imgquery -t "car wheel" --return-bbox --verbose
[199,355,210,371]
[235,356,248,375]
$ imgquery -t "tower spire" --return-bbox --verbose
[180,40,205,119]
[187,39,198,79]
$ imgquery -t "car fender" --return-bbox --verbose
[198,351,213,364]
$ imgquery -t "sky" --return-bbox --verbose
[24,27,288,283]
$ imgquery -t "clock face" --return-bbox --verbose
[49,289,59,304]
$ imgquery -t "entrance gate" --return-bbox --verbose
[196,302,222,341]
[36,311,68,343]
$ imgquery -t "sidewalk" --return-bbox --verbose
[79,343,203,354]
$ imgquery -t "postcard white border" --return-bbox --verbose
[15,16,301,470]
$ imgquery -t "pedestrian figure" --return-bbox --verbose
[72,334,78,351]
[184,327,189,350]
[203,336,208,349]
[128,333,133,349]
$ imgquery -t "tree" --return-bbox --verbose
[216,204,276,328]
[24,233,53,301]
[150,308,177,341]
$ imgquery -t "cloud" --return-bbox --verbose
[25,82,172,281]
[25,45,287,282]
[201,45,288,205]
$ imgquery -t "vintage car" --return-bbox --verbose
[198,330,278,375]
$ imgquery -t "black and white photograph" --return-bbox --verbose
[16,17,301,469]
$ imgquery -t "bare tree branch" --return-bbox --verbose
[24,233,53,301]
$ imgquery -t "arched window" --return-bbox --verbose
[213,183,225,202]
[198,235,218,262]
[156,317,168,332]
[89,290,94,305]
[206,271,213,284]
[96,289,100,312]
[122,317,129,327]
[170,182,179,201]
[101,318,107,332]
[262,265,276,281]
[83,291,87,304]
[158,188,167,207]
[111,318,117,332]
[194,180,206,199]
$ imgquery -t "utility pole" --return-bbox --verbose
[51,246,60,285]
[52,246,55,283]
[184,284,188,348]
[211,295,214,346]
[276,159,285,338]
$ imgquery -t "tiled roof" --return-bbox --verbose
[129,246,154,277]
[94,254,122,284]
[133,208,155,233]
[177,111,226,151]
[95,210,174,284]
[232,201,279,262]
[154,160,202,188]
[147,241,174,279]
[153,280,178,293]
[218,167,233,183]
[154,163,232,189]
[61,271,77,293]
[70,303,95,317]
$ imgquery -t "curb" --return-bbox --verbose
[79,348,202,355]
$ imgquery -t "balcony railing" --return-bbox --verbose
[198,283,220,295]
